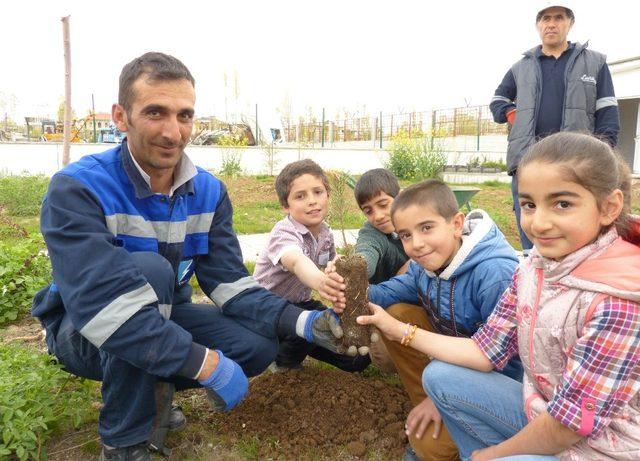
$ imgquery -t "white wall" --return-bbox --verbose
[611,60,640,99]
[0,141,508,177]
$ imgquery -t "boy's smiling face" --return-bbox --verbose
[360,192,395,234]
[393,204,464,272]
[284,173,329,236]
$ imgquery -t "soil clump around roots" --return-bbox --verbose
[334,254,372,352]
[203,366,410,460]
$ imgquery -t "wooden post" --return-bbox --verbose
[61,16,72,166]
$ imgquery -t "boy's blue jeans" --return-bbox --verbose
[47,252,278,448]
[423,361,558,461]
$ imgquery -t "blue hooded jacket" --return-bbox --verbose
[369,209,522,379]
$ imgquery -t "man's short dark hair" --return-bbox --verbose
[275,159,330,207]
[391,179,459,221]
[354,169,401,207]
[118,52,195,113]
[536,6,574,23]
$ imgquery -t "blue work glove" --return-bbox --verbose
[303,310,345,354]
[198,350,248,412]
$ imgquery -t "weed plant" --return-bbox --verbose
[0,235,51,326]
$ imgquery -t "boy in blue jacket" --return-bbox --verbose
[367,179,521,461]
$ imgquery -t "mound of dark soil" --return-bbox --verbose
[204,366,410,460]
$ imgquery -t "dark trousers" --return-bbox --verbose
[48,252,278,448]
[276,299,370,372]
[511,173,533,251]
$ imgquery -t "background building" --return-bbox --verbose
[610,56,640,172]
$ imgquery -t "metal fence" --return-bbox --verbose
[282,105,508,148]
[2,104,508,150]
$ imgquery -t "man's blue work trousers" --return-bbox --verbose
[47,252,278,448]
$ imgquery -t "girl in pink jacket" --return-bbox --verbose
[359,132,640,460]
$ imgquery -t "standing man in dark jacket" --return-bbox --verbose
[490,3,619,253]
[32,52,350,461]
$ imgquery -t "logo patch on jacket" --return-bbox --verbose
[580,74,596,84]
[177,259,194,286]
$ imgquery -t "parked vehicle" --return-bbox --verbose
[98,124,125,143]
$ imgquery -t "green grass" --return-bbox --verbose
[481,179,506,187]
[235,436,262,460]
[232,200,364,235]
[232,200,283,234]
[0,175,49,217]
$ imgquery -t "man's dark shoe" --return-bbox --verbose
[168,404,186,431]
[99,443,151,461]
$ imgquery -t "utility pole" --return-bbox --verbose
[61,15,72,166]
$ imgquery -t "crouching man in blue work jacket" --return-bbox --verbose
[32,52,354,461]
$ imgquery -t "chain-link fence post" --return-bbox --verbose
[255,104,259,145]
[379,111,383,148]
[321,108,325,147]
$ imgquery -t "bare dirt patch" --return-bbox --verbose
[201,366,410,460]
[225,176,278,206]
[0,315,47,349]
[44,364,409,461]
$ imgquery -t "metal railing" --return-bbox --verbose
[282,105,507,148]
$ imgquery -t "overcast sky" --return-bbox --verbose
[1,0,638,123]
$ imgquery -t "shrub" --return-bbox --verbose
[385,135,416,180]
[0,344,94,460]
[467,156,508,172]
[385,130,445,180]
[0,175,49,217]
[481,159,508,172]
[0,235,51,326]
[413,138,446,180]
[218,134,246,179]
[219,151,243,178]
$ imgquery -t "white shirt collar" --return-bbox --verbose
[128,146,198,196]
